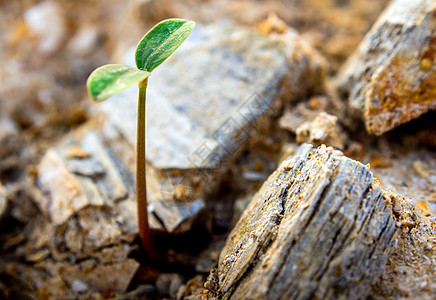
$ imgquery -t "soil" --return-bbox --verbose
[1,0,435,299]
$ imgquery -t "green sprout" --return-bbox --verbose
[86,19,195,258]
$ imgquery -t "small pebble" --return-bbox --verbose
[71,279,88,293]
[24,1,66,54]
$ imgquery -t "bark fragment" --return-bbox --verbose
[213,144,398,299]
[372,192,436,299]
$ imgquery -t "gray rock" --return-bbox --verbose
[66,158,106,178]
[295,112,348,150]
[71,279,88,293]
[99,24,325,171]
[336,0,436,135]
[210,144,398,299]
[35,23,326,240]
[24,1,66,54]
[36,130,128,226]
[95,23,326,226]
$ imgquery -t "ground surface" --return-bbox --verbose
[1,0,435,299]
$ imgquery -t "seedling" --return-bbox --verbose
[86,19,195,258]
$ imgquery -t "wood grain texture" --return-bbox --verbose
[213,144,398,299]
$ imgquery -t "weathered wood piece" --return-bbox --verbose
[358,147,436,298]
[336,0,436,135]
[372,192,436,299]
[212,144,398,299]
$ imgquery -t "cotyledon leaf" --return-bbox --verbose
[86,64,150,101]
[135,18,195,72]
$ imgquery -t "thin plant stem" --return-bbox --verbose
[137,79,159,259]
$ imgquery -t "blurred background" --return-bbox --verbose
[0,0,389,168]
[0,0,395,298]
[0,0,390,179]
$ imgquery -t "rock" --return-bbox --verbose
[0,119,22,178]
[71,279,88,294]
[24,1,66,54]
[115,23,325,171]
[34,22,326,240]
[413,160,430,178]
[296,112,348,150]
[43,257,140,297]
[415,200,431,216]
[66,157,106,178]
[67,25,99,56]
[94,23,326,228]
[257,13,288,35]
[210,144,398,299]
[36,130,128,226]
[279,95,334,134]
[66,259,139,295]
[34,126,192,235]
[0,119,18,147]
[336,0,436,135]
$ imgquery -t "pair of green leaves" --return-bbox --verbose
[87,19,195,101]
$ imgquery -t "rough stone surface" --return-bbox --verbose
[295,112,348,150]
[278,95,339,135]
[210,144,398,299]
[34,23,326,236]
[35,127,165,233]
[336,0,436,135]
[37,130,128,225]
[96,23,326,206]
